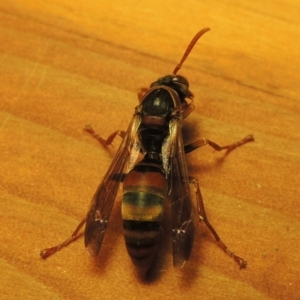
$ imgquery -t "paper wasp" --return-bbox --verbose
[40,28,253,270]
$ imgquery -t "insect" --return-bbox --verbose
[40,28,254,270]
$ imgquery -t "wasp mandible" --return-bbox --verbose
[40,28,253,270]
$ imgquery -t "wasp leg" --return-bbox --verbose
[138,87,150,102]
[84,125,126,147]
[40,217,87,259]
[184,134,254,154]
[181,101,195,119]
[190,177,247,269]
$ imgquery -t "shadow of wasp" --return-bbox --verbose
[41,28,254,272]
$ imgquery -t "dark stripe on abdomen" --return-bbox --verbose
[123,220,160,268]
[122,161,167,268]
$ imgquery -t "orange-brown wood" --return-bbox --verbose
[0,1,299,299]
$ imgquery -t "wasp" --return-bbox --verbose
[40,28,253,270]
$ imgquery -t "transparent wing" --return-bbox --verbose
[165,118,195,268]
[85,114,141,256]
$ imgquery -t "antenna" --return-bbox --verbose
[173,28,210,75]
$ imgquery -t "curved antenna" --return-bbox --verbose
[173,28,210,75]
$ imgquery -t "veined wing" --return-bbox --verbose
[85,113,141,256]
[165,118,195,268]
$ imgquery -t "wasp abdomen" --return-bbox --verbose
[122,163,167,268]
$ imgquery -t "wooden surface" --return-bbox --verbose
[0,1,299,299]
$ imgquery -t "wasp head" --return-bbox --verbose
[148,28,210,104]
[150,75,193,103]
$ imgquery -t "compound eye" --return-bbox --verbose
[172,75,190,98]
[172,75,189,87]
[150,75,174,87]
[150,75,191,100]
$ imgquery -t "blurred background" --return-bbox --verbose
[0,1,299,299]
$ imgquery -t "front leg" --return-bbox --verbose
[84,125,126,148]
[137,87,149,102]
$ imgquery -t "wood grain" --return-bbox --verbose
[0,1,299,299]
